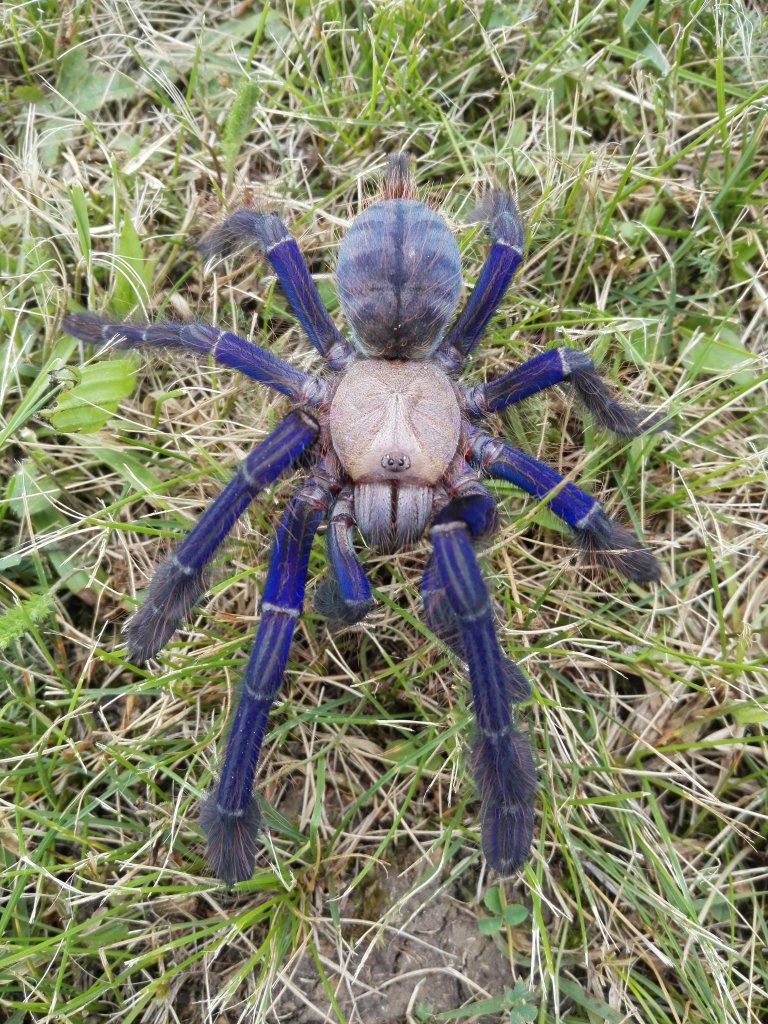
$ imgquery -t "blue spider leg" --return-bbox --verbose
[465,346,671,436]
[62,312,321,403]
[420,479,530,710]
[421,552,531,704]
[200,475,333,886]
[313,487,374,624]
[126,412,319,663]
[468,428,661,583]
[439,191,524,368]
[429,485,535,874]
[198,211,352,367]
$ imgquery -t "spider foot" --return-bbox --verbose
[63,311,186,349]
[472,189,524,249]
[472,730,536,874]
[63,311,118,343]
[567,356,673,436]
[574,510,661,584]
[63,311,224,354]
[314,573,374,625]
[200,794,262,887]
[126,558,206,662]
[198,209,287,260]
[501,657,531,703]
[422,571,462,653]
[481,803,536,875]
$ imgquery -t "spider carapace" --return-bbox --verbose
[63,154,668,885]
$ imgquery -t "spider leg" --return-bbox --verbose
[126,412,318,663]
[464,347,671,436]
[469,427,660,583]
[421,553,530,703]
[438,190,524,370]
[199,211,352,367]
[428,482,536,874]
[62,313,323,404]
[200,474,333,886]
[313,487,374,625]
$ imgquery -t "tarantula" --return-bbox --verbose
[63,154,667,885]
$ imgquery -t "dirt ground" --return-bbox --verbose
[271,857,521,1023]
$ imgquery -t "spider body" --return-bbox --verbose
[63,154,668,886]
[336,198,461,358]
[329,358,461,548]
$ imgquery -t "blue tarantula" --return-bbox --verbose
[63,154,667,885]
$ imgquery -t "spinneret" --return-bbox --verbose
[62,153,669,885]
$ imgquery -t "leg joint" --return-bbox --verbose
[430,521,466,536]
[215,803,245,819]
[480,724,513,741]
[575,502,602,531]
[171,553,197,577]
[561,348,593,375]
[243,685,277,702]
[261,601,300,618]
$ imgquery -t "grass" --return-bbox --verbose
[1,0,767,1021]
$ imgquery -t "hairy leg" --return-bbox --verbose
[313,487,374,625]
[62,313,323,404]
[469,429,661,583]
[199,211,351,367]
[421,552,531,704]
[438,190,524,370]
[126,412,318,662]
[464,347,671,436]
[200,475,333,885]
[428,484,535,874]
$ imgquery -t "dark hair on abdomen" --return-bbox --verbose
[336,199,461,359]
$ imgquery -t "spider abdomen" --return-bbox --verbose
[336,199,461,358]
